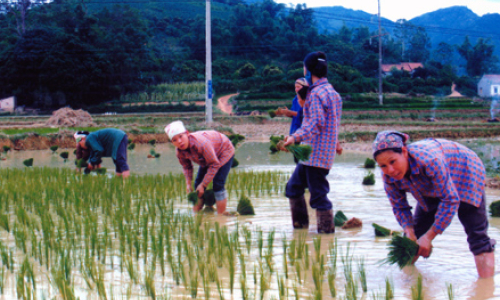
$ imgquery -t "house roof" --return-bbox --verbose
[482,75,500,80]
[381,62,424,73]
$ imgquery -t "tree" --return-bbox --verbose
[458,37,498,76]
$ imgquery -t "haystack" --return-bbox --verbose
[45,108,94,127]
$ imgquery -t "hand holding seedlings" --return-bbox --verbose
[283,136,295,148]
[417,231,435,258]
[196,184,205,199]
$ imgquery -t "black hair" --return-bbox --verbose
[304,51,328,78]
[77,131,90,135]
[297,85,309,100]
[373,147,403,160]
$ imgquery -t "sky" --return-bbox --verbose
[274,0,500,21]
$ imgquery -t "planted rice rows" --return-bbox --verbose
[0,167,446,300]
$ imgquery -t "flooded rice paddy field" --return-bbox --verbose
[0,141,499,299]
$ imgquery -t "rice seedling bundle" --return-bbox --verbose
[228,134,245,147]
[148,139,156,146]
[237,195,255,215]
[23,158,33,167]
[50,145,59,153]
[383,235,419,269]
[364,158,376,168]
[231,158,239,168]
[127,143,136,150]
[75,159,87,168]
[372,223,400,237]
[2,146,10,152]
[362,171,376,185]
[268,109,277,118]
[334,211,348,227]
[60,152,69,161]
[269,135,312,161]
[489,200,500,217]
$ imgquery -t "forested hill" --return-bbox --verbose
[0,0,498,111]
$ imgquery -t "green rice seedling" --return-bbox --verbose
[149,148,161,158]
[312,262,324,300]
[372,223,396,237]
[328,239,338,279]
[240,274,249,300]
[216,279,224,300]
[277,275,286,300]
[385,277,394,300]
[364,158,376,168]
[327,267,336,297]
[2,145,10,152]
[50,145,59,153]
[0,266,5,294]
[489,200,500,217]
[145,268,156,300]
[267,229,275,256]
[127,143,136,150]
[237,195,255,215]
[345,271,358,300]
[60,151,69,161]
[383,235,419,269]
[304,244,310,270]
[190,271,199,298]
[411,275,423,300]
[148,139,156,146]
[0,214,9,232]
[257,230,264,257]
[313,236,321,262]
[268,109,277,118]
[295,261,302,284]
[363,171,376,185]
[447,283,454,300]
[335,210,348,227]
[358,257,367,293]
[231,158,239,168]
[187,192,199,205]
[242,227,252,254]
[259,266,269,300]
[23,158,33,167]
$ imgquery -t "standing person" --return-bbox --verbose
[276,77,309,163]
[283,51,343,233]
[373,130,495,278]
[74,128,130,178]
[276,77,309,135]
[165,120,235,215]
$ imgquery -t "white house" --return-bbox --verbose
[0,96,15,112]
[478,75,500,98]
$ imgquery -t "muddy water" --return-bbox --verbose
[1,141,500,299]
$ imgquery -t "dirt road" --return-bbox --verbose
[217,93,238,114]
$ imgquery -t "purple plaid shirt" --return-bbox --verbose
[176,131,235,188]
[292,78,342,169]
[383,138,485,234]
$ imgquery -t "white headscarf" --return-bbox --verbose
[165,120,187,140]
[74,132,88,143]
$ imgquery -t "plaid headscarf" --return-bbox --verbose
[372,130,410,155]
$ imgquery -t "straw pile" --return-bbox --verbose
[45,107,94,127]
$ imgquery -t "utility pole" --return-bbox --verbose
[377,0,383,105]
[205,0,213,123]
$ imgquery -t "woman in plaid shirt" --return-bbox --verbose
[165,121,235,215]
[283,51,343,234]
[373,130,495,278]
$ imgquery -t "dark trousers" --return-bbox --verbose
[113,135,129,173]
[285,163,332,211]
[413,196,496,256]
[194,156,234,200]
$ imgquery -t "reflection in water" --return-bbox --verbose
[1,141,499,299]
